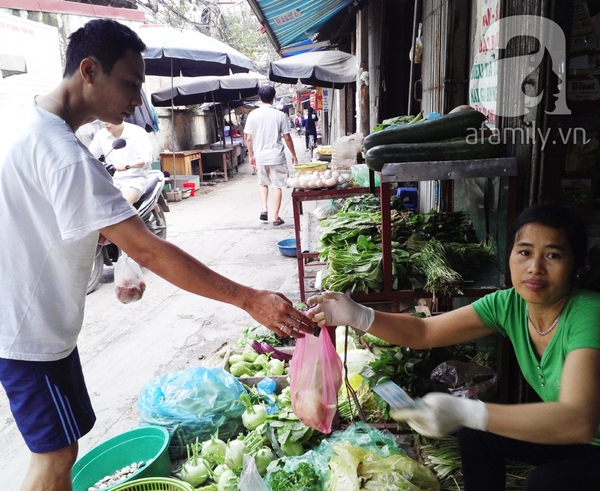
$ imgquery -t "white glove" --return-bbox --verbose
[391,392,488,438]
[306,291,375,332]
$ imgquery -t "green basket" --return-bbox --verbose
[71,426,171,491]
[110,478,194,491]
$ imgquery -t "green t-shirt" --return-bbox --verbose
[472,288,600,444]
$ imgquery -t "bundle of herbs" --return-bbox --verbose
[417,436,533,491]
[407,236,465,297]
[320,235,409,294]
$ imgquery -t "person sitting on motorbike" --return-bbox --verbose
[89,121,153,206]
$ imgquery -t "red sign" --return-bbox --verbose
[315,87,323,110]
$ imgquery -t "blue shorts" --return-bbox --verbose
[0,347,96,453]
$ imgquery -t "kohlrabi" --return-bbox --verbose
[179,438,211,486]
[201,432,227,466]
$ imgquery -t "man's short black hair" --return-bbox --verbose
[258,85,276,103]
[63,19,146,78]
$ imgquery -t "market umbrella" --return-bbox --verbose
[268,50,356,88]
[136,24,253,180]
[151,71,266,146]
[138,24,253,77]
[151,72,267,107]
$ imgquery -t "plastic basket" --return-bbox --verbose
[71,426,171,491]
[110,478,194,491]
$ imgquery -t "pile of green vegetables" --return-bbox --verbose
[176,385,322,491]
[228,350,287,378]
[317,195,495,296]
[372,112,423,132]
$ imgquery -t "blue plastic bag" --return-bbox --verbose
[137,366,247,459]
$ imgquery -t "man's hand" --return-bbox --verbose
[391,392,488,438]
[246,289,316,338]
[306,291,374,332]
[291,155,298,165]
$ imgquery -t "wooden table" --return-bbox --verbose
[159,150,202,176]
[198,148,235,182]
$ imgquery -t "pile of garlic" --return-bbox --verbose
[287,169,351,190]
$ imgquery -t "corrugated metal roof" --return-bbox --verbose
[247,0,354,52]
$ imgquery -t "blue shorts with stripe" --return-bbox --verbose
[0,347,96,453]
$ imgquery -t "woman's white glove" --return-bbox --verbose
[306,291,375,332]
[391,392,488,438]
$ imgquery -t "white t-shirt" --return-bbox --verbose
[244,104,290,166]
[0,100,136,361]
[88,122,153,180]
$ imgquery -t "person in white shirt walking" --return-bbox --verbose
[244,86,298,226]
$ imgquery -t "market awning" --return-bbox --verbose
[246,0,354,52]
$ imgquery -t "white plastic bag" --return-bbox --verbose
[239,454,269,491]
[114,252,146,303]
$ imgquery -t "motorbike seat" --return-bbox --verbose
[134,172,161,209]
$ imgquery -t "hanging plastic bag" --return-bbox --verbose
[114,252,146,303]
[409,22,423,64]
[289,328,342,433]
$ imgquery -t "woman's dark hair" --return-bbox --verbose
[258,85,276,103]
[510,202,588,269]
[307,106,314,113]
[63,19,146,77]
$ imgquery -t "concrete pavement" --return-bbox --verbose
[0,134,314,490]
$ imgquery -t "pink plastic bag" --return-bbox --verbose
[290,328,342,433]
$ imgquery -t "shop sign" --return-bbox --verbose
[315,87,323,110]
[322,88,330,112]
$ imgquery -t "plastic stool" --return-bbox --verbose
[396,187,418,211]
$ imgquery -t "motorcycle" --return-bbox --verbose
[87,138,169,294]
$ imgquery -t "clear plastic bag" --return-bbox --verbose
[137,366,246,459]
[313,199,342,220]
[289,328,342,433]
[239,454,269,491]
[351,164,380,188]
[114,252,146,303]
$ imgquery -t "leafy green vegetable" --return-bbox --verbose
[265,462,322,491]
[236,325,283,349]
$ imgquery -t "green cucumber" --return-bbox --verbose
[363,110,487,150]
[365,137,504,172]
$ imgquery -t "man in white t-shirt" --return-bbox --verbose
[244,86,298,226]
[0,19,315,491]
[89,121,153,205]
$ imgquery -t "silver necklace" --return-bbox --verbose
[527,309,561,336]
[48,94,72,120]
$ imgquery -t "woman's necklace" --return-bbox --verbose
[527,309,562,336]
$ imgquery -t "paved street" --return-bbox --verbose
[0,134,313,490]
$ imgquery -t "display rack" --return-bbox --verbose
[351,157,519,309]
[292,186,376,302]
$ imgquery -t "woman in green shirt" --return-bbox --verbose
[307,202,600,490]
